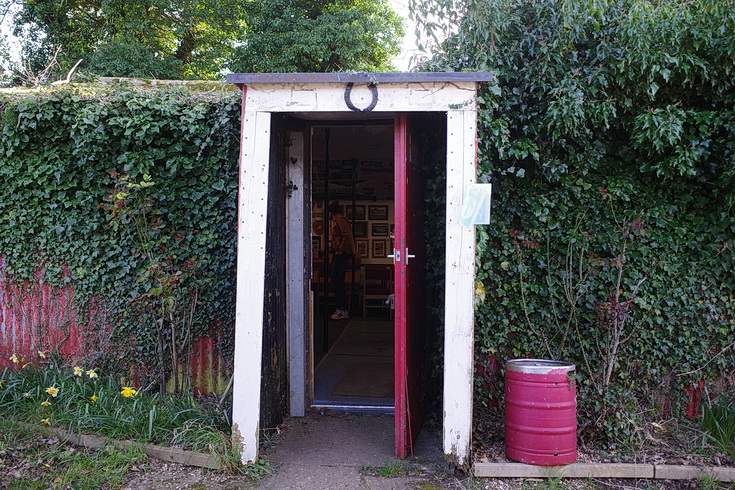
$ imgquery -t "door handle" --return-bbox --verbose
[388,249,401,263]
[405,248,416,265]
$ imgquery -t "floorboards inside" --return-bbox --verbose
[312,318,394,412]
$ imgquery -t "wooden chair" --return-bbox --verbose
[361,264,394,317]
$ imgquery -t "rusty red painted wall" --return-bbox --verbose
[0,261,86,368]
[0,257,230,394]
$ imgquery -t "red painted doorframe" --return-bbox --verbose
[393,113,427,458]
[394,113,409,457]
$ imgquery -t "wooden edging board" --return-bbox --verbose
[474,463,735,482]
[27,423,220,470]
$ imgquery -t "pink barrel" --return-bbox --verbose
[505,359,577,465]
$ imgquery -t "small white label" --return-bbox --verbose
[460,184,493,228]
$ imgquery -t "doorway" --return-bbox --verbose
[308,122,397,413]
[294,113,446,457]
[229,71,487,466]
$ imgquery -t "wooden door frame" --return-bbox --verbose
[228,74,490,468]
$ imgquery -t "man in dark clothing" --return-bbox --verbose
[328,202,355,320]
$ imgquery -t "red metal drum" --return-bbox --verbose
[505,359,577,465]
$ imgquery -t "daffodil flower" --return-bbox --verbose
[120,387,138,398]
[45,386,59,397]
[0,381,3,388]
[41,418,50,425]
[86,369,98,379]
[90,395,99,403]
[73,366,83,376]
[41,400,51,407]
[23,392,31,398]
[38,351,47,359]
[10,353,19,363]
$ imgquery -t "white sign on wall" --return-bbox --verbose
[460,183,493,228]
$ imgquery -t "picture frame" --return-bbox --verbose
[312,220,325,236]
[346,205,366,221]
[371,222,389,237]
[368,205,389,221]
[356,239,369,258]
[372,239,387,258]
[353,221,368,238]
[311,236,321,257]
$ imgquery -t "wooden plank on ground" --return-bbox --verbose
[656,465,735,482]
[475,463,655,479]
[33,425,220,470]
[145,443,219,469]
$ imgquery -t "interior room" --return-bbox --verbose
[309,122,396,412]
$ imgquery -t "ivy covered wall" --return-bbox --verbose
[0,85,241,393]
[413,0,735,441]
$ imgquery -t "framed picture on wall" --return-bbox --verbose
[346,205,366,221]
[356,239,368,258]
[372,239,387,258]
[311,236,321,257]
[353,221,367,238]
[371,223,389,237]
[368,205,389,220]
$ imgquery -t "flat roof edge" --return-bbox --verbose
[226,72,494,85]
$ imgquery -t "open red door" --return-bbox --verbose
[394,113,428,458]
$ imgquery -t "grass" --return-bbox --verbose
[0,417,149,489]
[378,460,408,477]
[701,395,735,461]
[362,460,409,478]
[0,356,258,479]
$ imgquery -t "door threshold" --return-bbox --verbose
[311,402,395,414]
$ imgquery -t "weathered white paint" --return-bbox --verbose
[244,82,477,113]
[232,110,272,464]
[443,109,477,468]
[286,131,307,417]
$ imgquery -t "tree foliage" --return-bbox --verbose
[228,0,404,73]
[3,0,404,84]
[411,0,735,442]
[9,0,245,80]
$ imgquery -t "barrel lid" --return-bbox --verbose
[506,359,575,374]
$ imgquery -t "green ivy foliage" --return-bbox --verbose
[412,0,735,441]
[0,85,241,381]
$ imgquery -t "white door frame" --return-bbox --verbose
[228,73,492,467]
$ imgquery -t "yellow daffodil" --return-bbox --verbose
[45,386,59,397]
[23,392,31,398]
[90,395,99,403]
[41,400,51,407]
[73,366,83,376]
[10,353,19,363]
[86,369,98,379]
[22,363,30,369]
[0,381,3,388]
[41,418,50,425]
[120,387,138,398]
[38,351,47,359]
